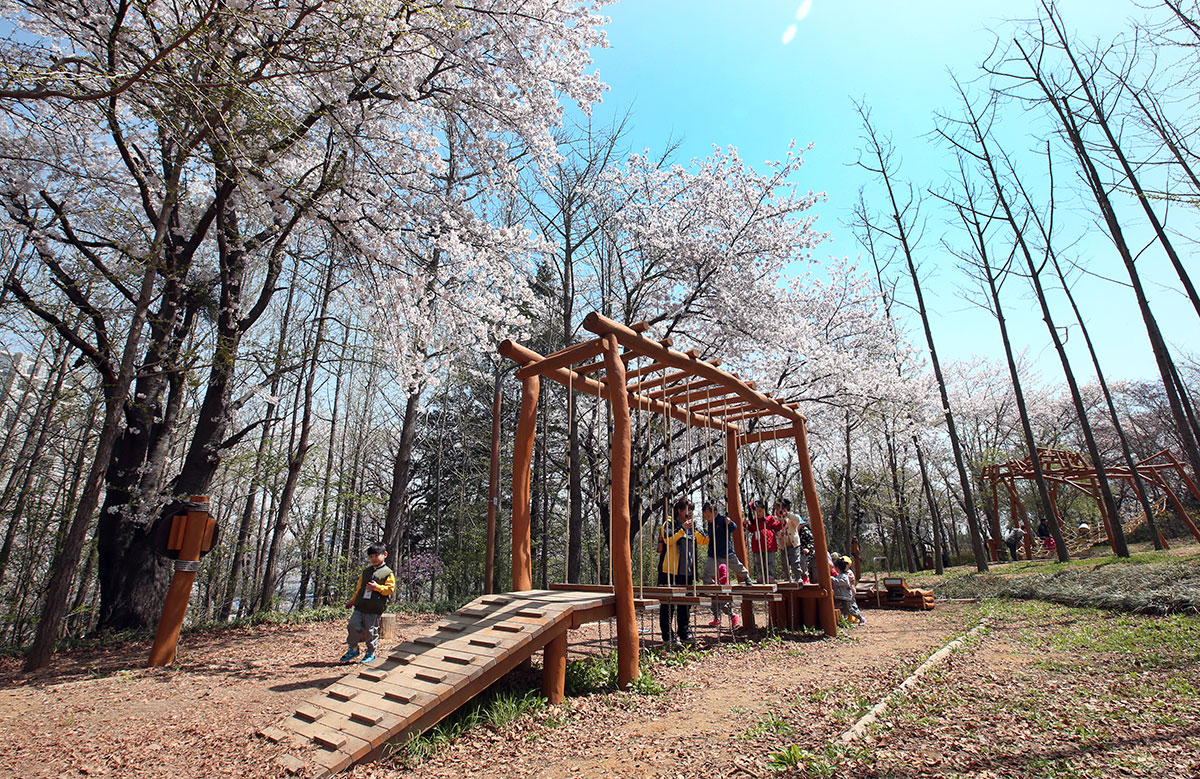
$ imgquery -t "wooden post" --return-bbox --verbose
[989,481,1002,562]
[542,630,568,704]
[512,375,539,592]
[850,536,861,581]
[603,334,639,689]
[148,496,214,667]
[1130,481,1170,549]
[486,386,502,594]
[1156,477,1200,544]
[795,424,837,638]
[802,596,817,629]
[1048,483,1064,535]
[993,480,1003,559]
[726,431,755,629]
[1092,478,1117,554]
[1008,483,1033,560]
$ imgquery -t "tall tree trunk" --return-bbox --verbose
[258,261,334,611]
[382,389,422,558]
[1011,25,1200,488]
[24,255,161,670]
[218,271,298,620]
[945,82,1133,557]
[0,342,70,589]
[885,431,916,572]
[914,440,944,575]
[962,192,1068,562]
[855,104,989,571]
[844,410,854,553]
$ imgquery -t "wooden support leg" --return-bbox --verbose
[795,423,837,638]
[602,334,639,689]
[802,596,816,628]
[542,630,568,705]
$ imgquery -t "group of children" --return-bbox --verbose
[655,498,863,645]
[338,502,866,662]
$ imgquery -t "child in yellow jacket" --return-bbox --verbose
[341,542,396,663]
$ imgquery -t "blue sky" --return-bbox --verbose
[586,0,1198,386]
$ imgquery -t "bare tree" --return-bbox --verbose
[853,102,990,572]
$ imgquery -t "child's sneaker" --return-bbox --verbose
[361,651,377,663]
[339,647,360,662]
[706,618,720,627]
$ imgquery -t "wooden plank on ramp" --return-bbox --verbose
[265,589,615,777]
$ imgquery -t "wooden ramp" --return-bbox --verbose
[261,589,615,777]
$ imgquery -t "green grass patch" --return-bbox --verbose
[926,553,1200,615]
[564,650,665,696]
[736,710,794,741]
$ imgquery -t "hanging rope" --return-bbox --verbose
[685,381,697,599]
[566,364,573,585]
[592,380,603,586]
[606,376,613,588]
[634,359,644,601]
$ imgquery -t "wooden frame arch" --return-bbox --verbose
[981,446,1200,561]
[499,313,838,688]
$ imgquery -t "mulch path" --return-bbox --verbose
[0,605,974,779]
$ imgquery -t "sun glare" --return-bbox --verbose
[783,1,812,44]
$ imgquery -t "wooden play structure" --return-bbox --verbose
[263,314,839,776]
[981,447,1200,561]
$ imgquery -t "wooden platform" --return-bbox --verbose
[263,590,620,777]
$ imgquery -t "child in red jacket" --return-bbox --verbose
[745,501,781,583]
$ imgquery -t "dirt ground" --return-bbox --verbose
[0,605,973,779]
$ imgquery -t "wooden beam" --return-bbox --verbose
[660,378,725,400]
[685,390,751,414]
[516,338,605,380]
[582,312,804,426]
[624,360,671,381]
[719,406,777,423]
[500,339,734,433]
[630,367,692,393]
[575,349,634,376]
[574,324,649,375]
[643,378,721,401]
[741,425,802,445]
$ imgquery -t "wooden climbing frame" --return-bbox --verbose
[499,313,839,688]
[982,446,1200,561]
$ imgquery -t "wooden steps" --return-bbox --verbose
[264,590,616,777]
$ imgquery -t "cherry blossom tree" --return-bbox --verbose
[1,0,608,668]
